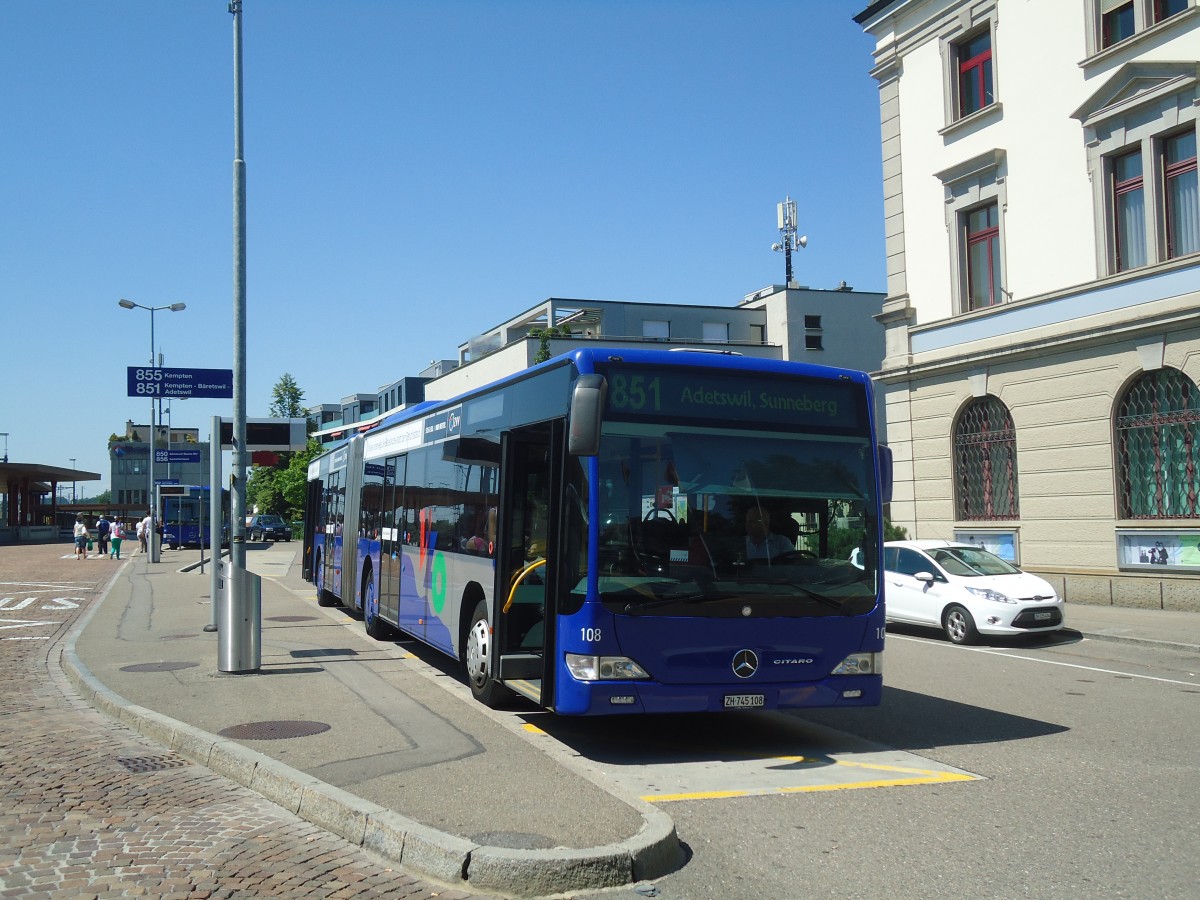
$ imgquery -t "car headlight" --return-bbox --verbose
[565,653,649,681]
[965,586,1015,603]
[832,652,881,675]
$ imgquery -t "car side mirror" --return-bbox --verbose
[914,571,935,584]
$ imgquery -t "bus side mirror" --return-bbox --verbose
[878,444,893,505]
[568,375,607,456]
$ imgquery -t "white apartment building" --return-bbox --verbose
[856,0,1199,608]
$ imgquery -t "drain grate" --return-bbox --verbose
[120,661,199,673]
[266,615,317,622]
[290,648,358,658]
[116,754,192,774]
[218,720,332,740]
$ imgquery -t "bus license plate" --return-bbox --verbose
[724,694,764,709]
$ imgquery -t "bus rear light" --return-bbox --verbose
[565,653,649,682]
[832,652,880,675]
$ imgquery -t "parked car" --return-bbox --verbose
[850,540,1063,644]
[249,514,292,542]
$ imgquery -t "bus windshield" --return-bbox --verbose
[595,421,879,617]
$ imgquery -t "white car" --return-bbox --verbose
[852,540,1064,644]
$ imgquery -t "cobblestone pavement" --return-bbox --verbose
[0,542,497,899]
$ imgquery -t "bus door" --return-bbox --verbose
[495,421,563,707]
[302,478,322,580]
[379,455,407,628]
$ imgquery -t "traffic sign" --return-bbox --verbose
[127,367,234,399]
[155,449,202,464]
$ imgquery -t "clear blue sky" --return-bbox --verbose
[0,0,883,494]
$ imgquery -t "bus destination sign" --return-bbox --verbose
[127,367,234,399]
[600,366,864,428]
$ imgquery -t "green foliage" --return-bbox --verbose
[530,325,571,364]
[270,373,306,418]
[277,438,323,517]
[247,374,314,516]
[884,520,909,541]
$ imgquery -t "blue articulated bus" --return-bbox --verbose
[305,347,892,715]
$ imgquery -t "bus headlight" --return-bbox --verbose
[565,653,649,682]
[832,652,881,675]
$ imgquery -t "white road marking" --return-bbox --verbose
[888,633,1200,686]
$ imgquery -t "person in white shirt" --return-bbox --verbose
[138,515,151,553]
[744,508,794,561]
[72,515,90,560]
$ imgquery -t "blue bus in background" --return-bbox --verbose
[305,347,891,715]
[161,488,229,550]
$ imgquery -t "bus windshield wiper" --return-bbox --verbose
[757,580,852,614]
[623,592,727,615]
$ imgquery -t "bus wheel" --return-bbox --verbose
[363,564,392,640]
[465,600,511,708]
[315,554,336,607]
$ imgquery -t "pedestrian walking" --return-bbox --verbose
[72,515,90,560]
[96,514,111,558]
[110,520,124,559]
[137,514,150,553]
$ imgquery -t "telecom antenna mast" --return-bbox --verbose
[771,196,807,286]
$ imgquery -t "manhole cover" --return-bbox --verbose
[116,754,191,774]
[266,615,317,622]
[120,661,199,673]
[218,720,331,740]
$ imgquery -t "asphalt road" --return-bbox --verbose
[560,628,1200,899]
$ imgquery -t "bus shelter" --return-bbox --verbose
[0,461,100,543]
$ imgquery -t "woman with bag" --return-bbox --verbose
[110,520,125,559]
[73,515,90,560]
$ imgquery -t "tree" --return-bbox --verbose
[247,374,310,516]
[270,373,306,418]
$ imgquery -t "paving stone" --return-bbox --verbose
[0,543,499,899]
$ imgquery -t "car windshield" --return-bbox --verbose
[258,516,285,526]
[594,421,880,618]
[928,546,1021,577]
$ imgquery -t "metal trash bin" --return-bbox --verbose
[217,561,261,673]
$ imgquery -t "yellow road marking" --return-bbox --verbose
[641,756,978,803]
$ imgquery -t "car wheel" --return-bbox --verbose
[943,604,979,645]
[464,600,511,708]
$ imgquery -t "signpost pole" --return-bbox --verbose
[206,415,221,633]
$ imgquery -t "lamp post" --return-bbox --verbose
[69,458,76,504]
[118,298,186,563]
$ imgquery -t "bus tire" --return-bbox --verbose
[362,562,393,640]
[465,600,511,708]
[315,552,337,607]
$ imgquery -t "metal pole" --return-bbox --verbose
[149,308,159,563]
[231,0,247,570]
[227,0,257,669]
[206,415,221,633]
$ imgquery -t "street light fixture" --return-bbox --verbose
[118,298,186,563]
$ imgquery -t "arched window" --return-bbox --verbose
[954,396,1019,520]
[1115,368,1200,519]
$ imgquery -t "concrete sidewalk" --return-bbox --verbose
[61,546,681,897]
[58,544,1199,895]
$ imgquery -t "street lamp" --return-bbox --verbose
[69,457,76,504]
[118,298,186,562]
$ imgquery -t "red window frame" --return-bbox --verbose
[1102,1,1136,47]
[957,31,992,118]
[1112,149,1144,271]
[1164,131,1197,259]
[1154,0,1188,24]
[965,203,1000,310]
